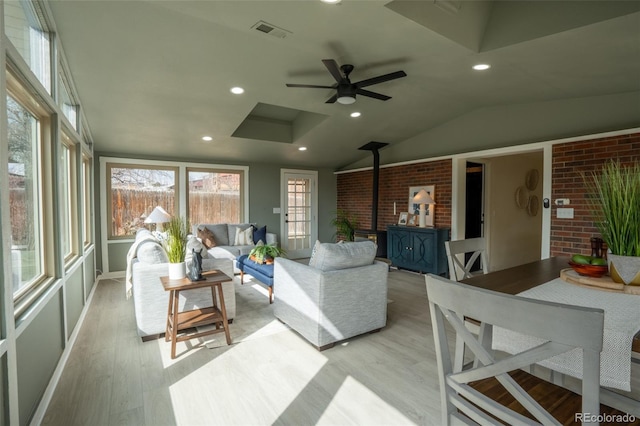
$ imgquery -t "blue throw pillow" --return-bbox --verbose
[253,225,267,244]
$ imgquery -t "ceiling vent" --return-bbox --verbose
[251,21,291,39]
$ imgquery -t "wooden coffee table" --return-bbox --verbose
[161,269,232,359]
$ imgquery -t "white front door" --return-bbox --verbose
[281,170,318,259]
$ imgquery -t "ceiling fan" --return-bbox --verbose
[286,59,407,105]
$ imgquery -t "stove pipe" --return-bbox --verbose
[358,141,388,230]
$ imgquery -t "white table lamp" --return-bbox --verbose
[413,189,435,227]
[144,206,171,231]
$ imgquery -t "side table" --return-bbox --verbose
[161,269,232,359]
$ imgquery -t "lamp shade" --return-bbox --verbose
[144,206,171,224]
[413,189,435,205]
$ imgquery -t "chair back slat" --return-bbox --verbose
[425,274,604,425]
[445,237,489,281]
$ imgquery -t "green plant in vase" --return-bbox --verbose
[249,243,286,264]
[331,208,358,242]
[163,216,189,279]
[582,159,640,285]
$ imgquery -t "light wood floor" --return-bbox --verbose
[41,269,445,426]
[41,269,640,426]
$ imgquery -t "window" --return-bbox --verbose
[60,133,78,262]
[187,168,243,226]
[3,1,52,92]
[58,72,78,129]
[7,92,45,303]
[82,154,92,247]
[107,164,178,238]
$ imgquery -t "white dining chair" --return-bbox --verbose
[445,237,489,281]
[444,237,490,370]
[425,274,604,426]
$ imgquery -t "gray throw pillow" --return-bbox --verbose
[199,224,229,246]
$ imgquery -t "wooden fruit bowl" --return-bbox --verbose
[568,261,608,278]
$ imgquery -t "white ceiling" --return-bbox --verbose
[47,0,640,170]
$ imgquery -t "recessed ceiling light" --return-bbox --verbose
[230,87,244,94]
[298,147,307,151]
[321,0,341,4]
[202,136,213,141]
[350,112,361,118]
[473,64,491,71]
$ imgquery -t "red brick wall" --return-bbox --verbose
[336,159,452,232]
[550,132,640,257]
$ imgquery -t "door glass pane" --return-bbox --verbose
[187,170,241,226]
[7,95,43,295]
[287,178,311,250]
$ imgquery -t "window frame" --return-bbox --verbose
[6,69,55,316]
[82,153,93,248]
[3,0,53,93]
[60,132,79,264]
[186,167,245,227]
[106,162,179,240]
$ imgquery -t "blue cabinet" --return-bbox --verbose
[387,225,449,275]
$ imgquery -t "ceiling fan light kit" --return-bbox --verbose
[286,59,406,104]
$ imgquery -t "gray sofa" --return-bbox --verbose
[128,229,236,340]
[194,223,277,272]
[273,240,388,350]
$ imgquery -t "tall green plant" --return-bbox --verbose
[163,216,189,263]
[331,209,358,242]
[582,160,640,256]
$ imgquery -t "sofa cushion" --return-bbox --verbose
[186,235,209,261]
[252,225,267,245]
[308,240,321,267]
[235,226,254,245]
[198,227,217,249]
[136,239,168,264]
[227,223,252,245]
[310,240,377,272]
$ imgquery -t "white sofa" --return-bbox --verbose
[193,223,277,272]
[128,229,236,340]
[273,240,388,350]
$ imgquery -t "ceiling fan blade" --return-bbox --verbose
[356,88,391,101]
[286,83,335,89]
[325,94,338,104]
[322,59,343,83]
[354,70,407,88]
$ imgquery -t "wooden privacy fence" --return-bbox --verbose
[111,188,239,236]
[189,192,240,226]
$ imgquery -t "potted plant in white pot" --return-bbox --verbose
[163,215,189,280]
[583,159,640,285]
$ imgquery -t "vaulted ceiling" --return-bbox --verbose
[48,0,640,170]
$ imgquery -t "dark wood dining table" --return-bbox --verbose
[461,256,640,418]
[461,256,640,353]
